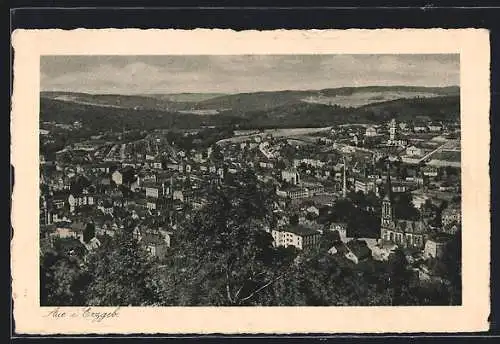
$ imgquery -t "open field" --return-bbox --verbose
[301,91,444,108]
[217,127,332,145]
[430,150,461,162]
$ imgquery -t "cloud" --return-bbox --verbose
[41,54,460,94]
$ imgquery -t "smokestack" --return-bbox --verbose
[342,156,347,198]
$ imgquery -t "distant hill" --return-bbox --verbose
[149,93,227,102]
[195,90,311,113]
[41,86,459,114]
[39,97,241,131]
[40,91,194,112]
[232,95,459,129]
[359,95,460,121]
[40,89,460,132]
[317,85,459,97]
[193,86,459,112]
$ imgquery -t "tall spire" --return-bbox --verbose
[384,160,392,201]
[170,175,174,199]
[381,159,394,225]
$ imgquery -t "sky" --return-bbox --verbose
[40,54,460,95]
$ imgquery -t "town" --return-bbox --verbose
[40,114,462,306]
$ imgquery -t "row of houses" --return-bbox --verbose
[362,122,448,138]
[43,218,173,259]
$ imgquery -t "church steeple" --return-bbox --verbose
[383,161,392,201]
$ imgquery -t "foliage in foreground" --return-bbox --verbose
[40,171,461,306]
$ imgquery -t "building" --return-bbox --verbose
[97,200,114,215]
[387,119,408,147]
[166,162,179,171]
[411,192,430,209]
[428,123,443,132]
[423,233,452,259]
[49,193,66,209]
[391,181,408,193]
[406,145,423,157]
[441,204,461,226]
[151,160,163,170]
[306,184,325,196]
[140,232,171,259]
[68,193,95,213]
[173,190,184,202]
[328,222,348,242]
[306,205,320,216]
[345,239,372,264]
[354,178,377,194]
[380,167,429,249]
[276,186,308,200]
[271,225,321,250]
[52,221,87,242]
[293,158,325,168]
[83,237,101,251]
[422,166,438,178]
[365,126,377,137]
[369,240,398,261]
[441,220,461,235]
[146,199,159,211]
[279,188,314,201]
[282,168,300,185]
[389,119,397,142]
[413,124,428,133]
[111,170,123,185]
[352,135,359,146]
[144,182,166,199]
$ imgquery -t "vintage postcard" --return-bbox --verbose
[11,29,490,334]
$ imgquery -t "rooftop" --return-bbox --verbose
[282,224,320,237]
[395,219,427,234]
[141,233,166,246]
[427,232,453,243]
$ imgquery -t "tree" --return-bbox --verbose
[320,231,341,251]
[384,248,429,306]
[84,228,163,306]
[83,223,95,243]
[70,175,90,194]
[398,165,409,180]
[40,247,90,306]
[273,160,286,170]
[270,251,395,306]
[158,174,287,306]
[121,168,136,185]
[211,145,224,161]
[439,230,462,305]
[394,193,420,220]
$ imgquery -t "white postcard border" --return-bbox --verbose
[11,28,491,334]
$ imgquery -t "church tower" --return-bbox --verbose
[389,118,397,142]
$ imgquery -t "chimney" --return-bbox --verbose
[342,156,347,198]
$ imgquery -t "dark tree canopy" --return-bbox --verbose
[40,246,89,306]
[84,229,163,306]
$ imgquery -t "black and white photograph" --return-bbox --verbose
[38,54,463,307]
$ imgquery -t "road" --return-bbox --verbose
[216,127,333,145]
[418,141,453,164]
[334,143,376,155]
